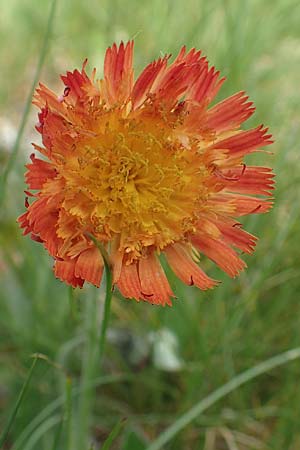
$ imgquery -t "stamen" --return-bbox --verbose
[232,222,242,228]
[213,163,246,181]
[24,190,34,197]
[64,86,71,97]
[141,291,154,298]
[250,204,262,214]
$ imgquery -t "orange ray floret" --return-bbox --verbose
[18,41,274,306]
[205,91,255,131]
[117,261,142,301]
[139,253,174,306]
[164,243,218,290]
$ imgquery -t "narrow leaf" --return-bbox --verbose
[146,346,300,450]
[101,419,126,450]
[0,356,39,448]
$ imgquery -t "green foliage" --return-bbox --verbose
[101,419,126,450]
[1,0,300,449]
[0,357,38,448]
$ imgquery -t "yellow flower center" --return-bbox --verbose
[60,105,210,261]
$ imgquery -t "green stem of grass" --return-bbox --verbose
[146,346,300,450]
[65,377,73,450]
[76,286,99,450]
[0,356,38,448]
[0,0,57,206]
[101,419,126,450]
[51,414,64,450]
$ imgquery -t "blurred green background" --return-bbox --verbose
[1,0,300,449]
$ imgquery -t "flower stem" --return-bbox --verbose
[99,257,113,363]
[76,242,113,450]
[84,232,113,363]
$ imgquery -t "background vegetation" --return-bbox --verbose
[1,0,300,449]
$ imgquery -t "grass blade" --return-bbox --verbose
[0,356,38,448]
[146,346,300,450]
[51,416,64,450]
[0,0,58,205]
[12,374,128,450]
[23,416,61,450]
[101,419,126,450]
[65,377,73,450]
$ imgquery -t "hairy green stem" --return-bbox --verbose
[85,233,113,362]
[99,257,113,362]
[76,241,113,450]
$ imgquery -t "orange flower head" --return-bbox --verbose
[18,41,274,306]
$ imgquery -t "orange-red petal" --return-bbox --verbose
[18,211,31,235]
[150,48,207,106]
[209,125,273,160]
[117,261,142,301]
[226,193,273,216]
[132,56,169,108]
[223,166,275,195]
[102,41,134,105]
[110,239,124,284]
[138,253,174,306]
[209,218,257,254]
[192,234,246,278]
[54,259,84,288]
[206,92,255,132]
[187,64,225,105]
[25,156,57,190]
[75,246,103,287]
[164,243,218,290]
[60,61,92,104]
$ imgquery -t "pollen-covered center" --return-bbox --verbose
[61,109,210,259]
